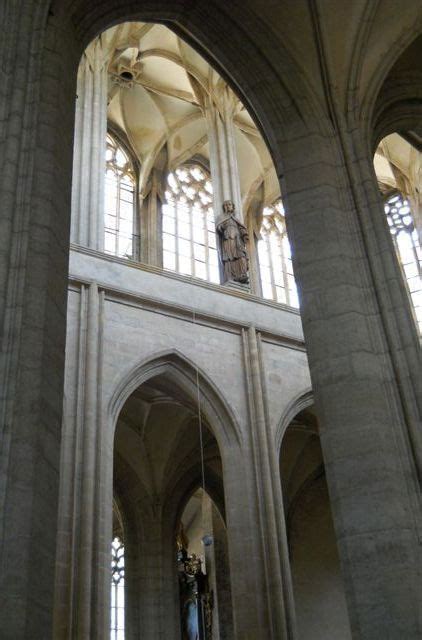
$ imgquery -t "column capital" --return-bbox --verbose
[83,37,111,73]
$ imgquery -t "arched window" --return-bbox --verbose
[384,193,421,333]
[162,165,219,283]
[258,200,299,307]
[105,134,136,259]
[111,536,125,640]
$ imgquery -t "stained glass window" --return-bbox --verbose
[111,536,125,640]
[162,165,219,283]
[105,134,136,259]
[384,193,421,333]
[258,200,298,307]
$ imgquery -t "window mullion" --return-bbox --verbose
[190,198,195,277]
[279,230,289,305]
[117,173,121,256]
[175,200,180,273]
[267,233,277,300]
[204,207,209,280]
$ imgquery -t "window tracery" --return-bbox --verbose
[105,134,136,259]
[258,200,298,307]
[162,165,220,284]
[384,193,421,333]
[111,536,125,640]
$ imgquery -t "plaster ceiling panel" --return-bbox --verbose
[168,118,208,168]
[241,130,272,168]
[139,23,180,57]
[380,133,416,177]
[284,436,323,505]
[235,129,263,201]
[264,169,281,205]
[141,57,194,99]
[115,422,154,495]
[143,403,191,488]
[147,92,200,129]
[236,108,256,130]
[280,426,322,505]
[120,394,150,426]
[375,134,421,196]
[107,92,127,135]
[198,140,210,163]
[373,153,396,190]
[177,38,210,88]
[118,83,167,158]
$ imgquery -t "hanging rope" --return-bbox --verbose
[192,309,214,554]
[192,309,206,497]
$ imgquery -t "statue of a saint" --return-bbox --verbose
[216,201,249,284]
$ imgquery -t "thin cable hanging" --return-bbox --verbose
[192,309,213,549]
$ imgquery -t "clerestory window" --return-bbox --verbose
[111,536,125,640]
[258,200,299,307]
[162,165,220,283]
[104,134,136,259]
[384,192,421,333]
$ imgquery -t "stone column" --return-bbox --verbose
[205,87,242,224]
[219,454,270,639]
[0,5,78,639]
[205,89,252,286]
[124,523,142,640]
[245,195,265,296]
[138,516,168,639]
[211,503,234,640]
[121,495,180,640]
[71,38,108,250]
[201,493,220,640]
[280,122,422,638]
[242,327,297,640]
[54,282,111,640]
[140,169,164,267]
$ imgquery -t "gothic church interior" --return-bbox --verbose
[0,2,421,640]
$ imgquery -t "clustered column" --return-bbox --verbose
[205,87,242,224]
[139,168,166,267]
[205,88,251,286]
[71,38,109,250]
[54,282,111,640]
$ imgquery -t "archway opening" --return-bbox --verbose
[70,20,300,302]
[112,368,233,639]
[280,406,352,640]
[373,133,421,333]
[58,11,308,640]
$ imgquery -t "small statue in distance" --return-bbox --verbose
[216,200,249,284]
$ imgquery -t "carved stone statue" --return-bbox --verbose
[216,200,249,284]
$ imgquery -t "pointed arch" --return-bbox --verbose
[369,30,422,145]
[108,349,243,450]
[165,464,226,534]
[275,389,314,456]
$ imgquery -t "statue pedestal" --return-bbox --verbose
[223,279,250,294]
